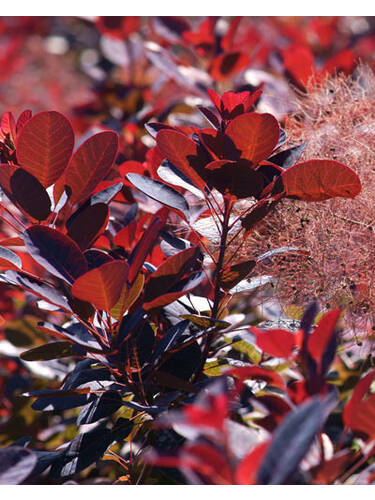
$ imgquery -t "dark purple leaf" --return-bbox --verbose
[90,182,123,205]
[23,225,88,284]
[4,270,71,311]
[127,173,190,220]
[20,341,78,361]
[0,446,37,484]
[268,143,305,169]
[153,319,190,365]
[66,203,109,250]
[37,321,104,353]
[77,391,123,425]
[84,249,113,270]
[49,424,113,478]
[197,106,220,129]
[10,168,51,221]
[257,397,326,484]
[145,122,176,139]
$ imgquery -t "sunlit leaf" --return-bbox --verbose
[281,160,361,201]
[72,260,129,311]
[16,111,74,187]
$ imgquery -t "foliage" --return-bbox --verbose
[0,16,374,486]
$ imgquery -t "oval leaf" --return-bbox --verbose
[10,168,51,221]
[64,131,119,206]
[23,225,88,284]
[127,173,190,220]
[156,129,206,190]
[67,203,109,250]
[225,113,280,165]
[72,260,129,311]
[84,249,113,270]
[16,111,74,187]
[281,160,362,201]
[16,109,32,134]
[1,111,16,142]
[21,341,78,361]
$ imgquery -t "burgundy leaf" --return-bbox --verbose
[72,260,129,311]
[281,160,361,201]
[16,111,74,187]
[225,112,280,165]
[64,131,119,206]
[10,168,51,221]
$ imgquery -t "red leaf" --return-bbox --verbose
[128,209,167,283]
[281,160,362,201]
[119,160,147,186]
[185,442,233,484]
[307,309,340,367]
[64,131,119,206]
[0,237,24,247]
[251,326,297,359]
[184,392,228,431]
[221,16,242,51]
[207,89,221,110]
[16,111,74,187]
[225,112,280,165]
[282,45,317,89]
[72,260,129,311]
[1,111,16,143]
[321,49,356,79]
[346,393,375,440]
[113,220,138,253]
[144,246,201,304]
[227,365,285,390]
[97,16,140,40]
[311,450,356,485]
[210,51,250,81]
[182,18,216,53]
[343,370,375,438]
[156,129,206,190]
[208,88,262,121]
[0,247,22,271]
[16,109,32,134]
[235,441,270,485]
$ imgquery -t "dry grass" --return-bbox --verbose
[241,65,375,341]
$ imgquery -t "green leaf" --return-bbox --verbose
[229,339,261,364]
[180,314,230,330]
